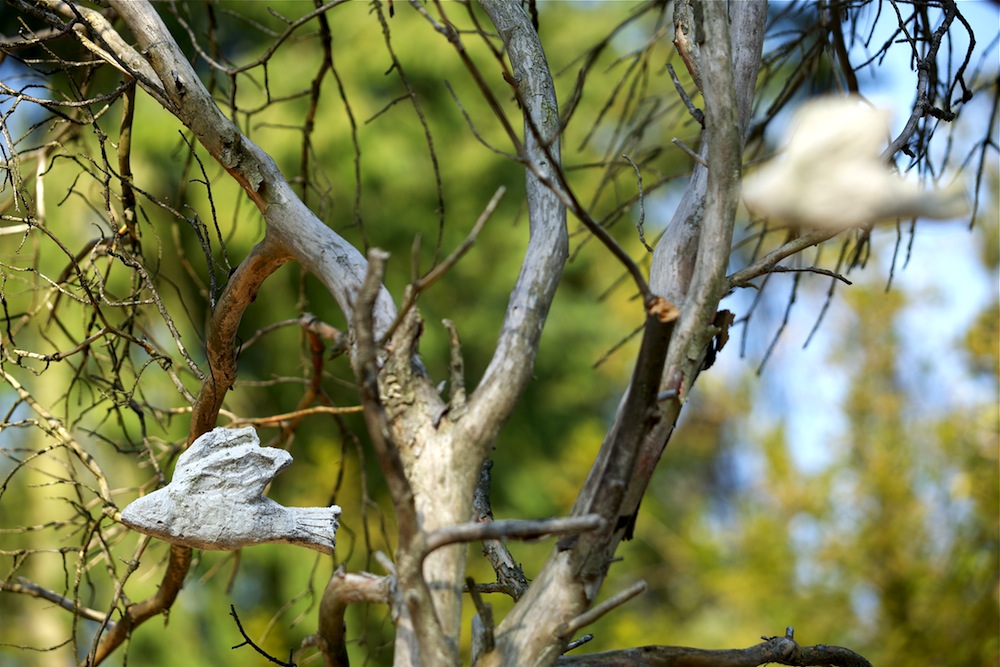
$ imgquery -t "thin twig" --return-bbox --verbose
[752,265,852,285]
[666,62,705,126]
[564,634,594,653]
[229,605,295,667]
[726,228,841,290]
[380,186,505,346]
[1,577,111,626]
[424,515,605,555]
[559,581,647,638]
[621,154,651,252]
[671,137,708,166]
[226,405,364,427]
[467,576,496,655]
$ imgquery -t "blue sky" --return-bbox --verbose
[712,0,999,473]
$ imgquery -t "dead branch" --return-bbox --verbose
[351,248,451,664]
[725,229,841,290]
[425,515,605,555]
[480,4,768,665]
[556,627,873,667]
[0,577,110,626]
[88,544,191,666]
[189,235,291,442]
[102,0,397,336]
[455,0,568,462]
[662,0,745,400]
[317,569,392,667]
[472,460,529,601]
[558,581,647,640]
[382,185,506,347]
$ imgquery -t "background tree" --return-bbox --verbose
[0,1,996,666]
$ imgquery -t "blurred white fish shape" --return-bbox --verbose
[741,96,969,230]
[121,426,340,554]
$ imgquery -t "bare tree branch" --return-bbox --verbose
[0,368,112,504]
[88,544,191,666]
[189,235,291,442]
[0,577,110,626]
[558,581,647,639]
[556,627,873,667]
[351,249,418,545]
[425,515,605,555]
[481,4,767,665]
[351,248,452,665]
[472,460,529,601]
[459,0,568,459]
[317,569,392,667]
[104,0,397,336]
[725,229,841,290]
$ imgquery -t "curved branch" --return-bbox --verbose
[103,0,397,336]
[351,249,451,664]
[725,229,841,289]
[484,3,767,665]
[881,0,962,160]
[317,570,392,667]
[459,0,568,457]
[49,5,398,657]
[86,236,290,665]
[88,544,191,666]
[189,235,291,442]
[351,250,418,543]
[662,0,744,395]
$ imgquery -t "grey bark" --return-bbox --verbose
[478,2,767,665]
[8,1,768,665]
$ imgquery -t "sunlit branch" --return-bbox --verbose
[558,581,647,640]
[316,569,392,667]
[225,405,364,428]
[189,236,291,442]
[0,577,111,626]
[0,369,112,504]
[381,185,506,347]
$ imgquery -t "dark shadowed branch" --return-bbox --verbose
[556,627,873,667]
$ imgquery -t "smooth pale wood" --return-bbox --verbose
[120,427,340,554]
